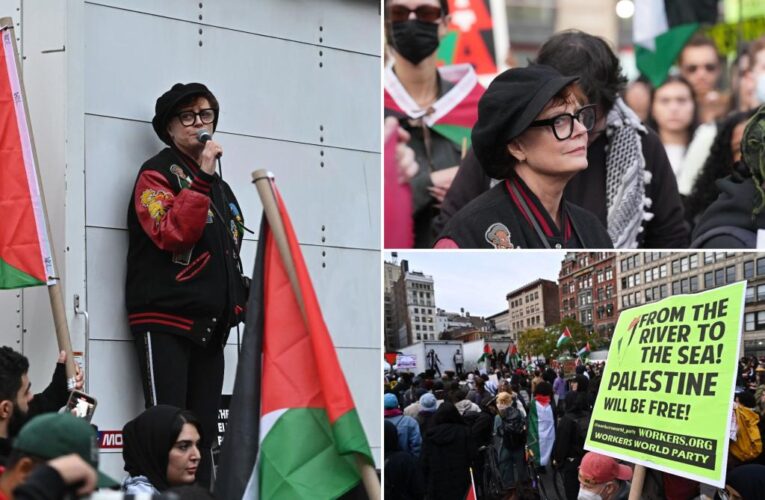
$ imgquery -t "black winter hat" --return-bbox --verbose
[471,64,579,179]
[152,82,219,145]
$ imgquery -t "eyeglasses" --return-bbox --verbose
[175,108,216,127]
[682,63,718,74]
[388,4,443,23]
[528,104,596,141]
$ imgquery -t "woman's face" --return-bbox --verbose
[166,96,214,154]
[510,99,589,177]
[166,423,201,486]
[652,81,695,134]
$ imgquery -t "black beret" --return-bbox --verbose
[471,64,579,178]
[152,82,219,145]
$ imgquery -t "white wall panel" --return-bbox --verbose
[85,227,130,341]
[84,3,380,152]
[88,339,145,432]
[85,0,380,56]
[0,291,22,348]
[85,115,380,249]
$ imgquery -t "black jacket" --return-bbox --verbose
[434,129,689,248]
[421,422,476,500]
[126,148,247,346]
[691,175,763,248]
[437,178,613,249]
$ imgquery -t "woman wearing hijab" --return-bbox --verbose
[125,83,248,486]
[436,65,613,249]
[122,405,203,494]
[421,402,476,500]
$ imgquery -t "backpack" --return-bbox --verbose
[502,401,527,449]
[730,406,762,462]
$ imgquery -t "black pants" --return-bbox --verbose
[135,331,225,489]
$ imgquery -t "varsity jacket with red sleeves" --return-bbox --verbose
[125,147,248,346]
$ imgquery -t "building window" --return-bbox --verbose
[660,265,667,278]
[704,253,714,265]
[704,272,713,289]
[690,254,698,269]
[690,276,698,292]
[715,269,724,286]
[745,313,754,331]
[605,267,613,280]
[746,286,755,303]
[672,281,680,295]
[757,258,765,276]
[606,285,613,298]
[645,288,653,302]
[660,284,668,298]
[726,265,736,284]
[744,260,754,279]
[758,284,765,302]
[672,259,680,275]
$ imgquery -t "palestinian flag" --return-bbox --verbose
[214,179,373,499]
[527,398,541,467]
[476,342,492,363]
[577,342,591,359]
[0,25,55,289]
[633,0,718,87]
[437,0,497,75]
[465,467,478,500]
[556,327,573,349]
[384,62,484,148]
[505,343,519,368]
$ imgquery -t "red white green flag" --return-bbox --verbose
[0,25,55,289]
[556,327,573,349]
[214,179,373,499]
[384,62,484,148]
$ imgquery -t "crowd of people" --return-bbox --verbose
[384,0,765,249]
[383,355,765,500]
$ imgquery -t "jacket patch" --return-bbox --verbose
[485,223,514,249]
[207,209,214,224]
[140,189,173,223]
[175,251,211,282]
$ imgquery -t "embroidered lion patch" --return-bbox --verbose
[140,189,173,223]
[170,164,192,189]
[484,223,514,249]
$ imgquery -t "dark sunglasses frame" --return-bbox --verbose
[175,108,217,126]
[527,104,597,141]
[682,63,719,74]
[388,4,443,23]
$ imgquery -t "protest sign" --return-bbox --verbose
[584,282,746,487]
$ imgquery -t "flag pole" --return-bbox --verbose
[628,464,645,500]
[1,18,76,387]
[252,169,380,500]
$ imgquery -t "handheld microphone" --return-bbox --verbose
[196,129,213,144]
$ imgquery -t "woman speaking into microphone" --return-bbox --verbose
[125,83,248,487]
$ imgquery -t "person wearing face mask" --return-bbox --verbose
[435,64,613,249]
[384,0,484,248]
[577,452,632,500]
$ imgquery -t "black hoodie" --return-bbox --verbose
[421,403,476,500]
[691,175,764,248]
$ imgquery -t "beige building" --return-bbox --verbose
[384,261,402,351]
[393,260,437,347]
[506,279,561,339]
[616,252,765,356]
